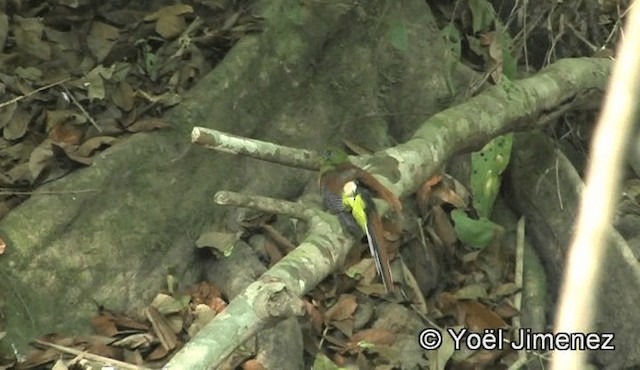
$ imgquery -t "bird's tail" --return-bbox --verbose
[364,211,394,293]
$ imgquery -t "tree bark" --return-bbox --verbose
[0,0,461,353]
[508,132,640,368]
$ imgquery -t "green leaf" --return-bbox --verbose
[496,26,517,79]
[439,23,461,94]
[468,0,496,33]
[451,209,497,249]
[471,134,513,218]
[389,21,408,53]
[439,23,461,60]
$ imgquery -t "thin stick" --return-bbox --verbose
[61,85,102,132]
[508,217,527,370]
[0,188,99,196]
[192,127,319,171]
[33,340,152,370]
[0,78,71,108]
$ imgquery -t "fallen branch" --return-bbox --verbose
[166,210,351,369]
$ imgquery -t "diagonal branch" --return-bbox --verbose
[166,205,352,369]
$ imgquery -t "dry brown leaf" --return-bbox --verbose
[242,358,267,370]
[145,306,179,351]
[264,239,283,267]
[6,162,31,184]
[87,21,120,62]
[28,140,54,180]
[74,335,124,360]
[150,293,188,315]
[0,12,7,51]
[494,299,519,319]
[46,109,87,129]
[210,296,227,313]
[434,292,460,317]
[454,284,487,300]
[91,314,119,337]
[303,299,324,333]
[44,26,78,50]
[138,89,182,107]
[187,304,216,337]
[82,64,116,101]
[188,281,227,313]
[126,118,169,132]
[195,230,237,256]
[492,282,519,298]
[166,314,184,334]
[432,180,468,209]
[455,349,504,370]
[3,106,31,140]
[222,11,242,31]
[341,140,372,156]
[55,144,93,166]
[112,81,135,111]
[122,348,145,365]
[110,332,155,350]
[49,122,83,145]
[13,16,51,60]
[416,174,443,211]
[462,300,508,331]
[0,102,17,129]
[346,328,395,354]
[51,359,68,370]
[156,14,186,39]
[324,294,358,323]
[76,136,118,157]
[99,310,149,332]
[146,342,170,361]
[15,66,42,81]
[260,223,296,253]
[332,318,355,338]
[431,205,458,250]
[144,4,194,21]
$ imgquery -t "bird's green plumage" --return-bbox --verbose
[318,149,397,293]
[342,181,368,231]
[342,181,391,291]
[319,149,350,174]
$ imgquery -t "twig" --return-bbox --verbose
[33,340,151,370]
[260,223,297,253]
[508,217,527,370]
[61,85,102,133]
[0,78,71,108]
[0,188,99,196]
[192,127,319,171]
[215,190,310,220]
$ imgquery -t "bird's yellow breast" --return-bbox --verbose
[341,181,368,230]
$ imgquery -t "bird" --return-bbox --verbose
[318,150,402,293]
